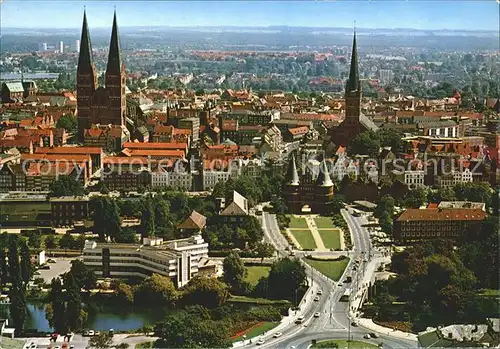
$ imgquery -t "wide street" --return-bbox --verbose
[245,210,418,349]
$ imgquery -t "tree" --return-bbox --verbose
[9,276,27,334]
[44,235,58,249]
[91,197,122,242]
[56,114,78,133]
[47,278,67,333]
[20,240,33,284]
[59,232,75,249]
[375,194,395,219]
[330,195,346,214]
[222,251,246,288]
[348,131,380,157]
[116,227,138,243]
[65,273,86,330]
[28,233,42,249]
[8,236,20,282]
[0,248,7,287]
[181,276,229,309]
[454,182,492,208]
[255,242,275,263]
[141,198,156,238]
[266,258,306,301]
[403,187,427,208]
[88,333,113,349]
[378,129,404,153]
[65,260,97,291]
[155,309,231,348]
[113,280,134,304]
[49,175,85,197]
[134,274,179,307]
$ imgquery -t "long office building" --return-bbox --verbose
[82,235,212,287]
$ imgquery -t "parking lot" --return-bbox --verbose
[35,259,73,283]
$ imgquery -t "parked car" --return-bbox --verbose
[295,315,305,324]
[273,332,283,338]
[317,290,323,295]
[363,333,371,339]
[94,331,100,336]
[88,330,95,336]
[83,331,89,336]
[369,332,379,338]
[338,283,343,286]
[351,321,358,327]
[256,339,265,345]
[314,312,320,318]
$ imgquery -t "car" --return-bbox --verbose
[94,331,100,336]
[338,283,343,286]
[317,290,323,295]
[34,271,41,275]
[88,330,95,336]
[314,296,320,301]
[55,346,61,349]
[273,332,283,338]
[83,331,90,336]
[70,346,75,349]
[351,321,358,327]
[363,334,371,339]
[369,332,379,338]
[295,315,305,324]
[47,259,57,263]
[256,339,265,345]
[314,312,320,318]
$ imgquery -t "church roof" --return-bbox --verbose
[316,159,333,187]
[77,10,94,73]
[285,153,300,186]
[106,11,122,75]
[346,32,360,93]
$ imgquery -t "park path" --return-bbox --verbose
[305,216,327,251]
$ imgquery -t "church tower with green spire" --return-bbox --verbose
[344,31,361,125]
[76,10,97,141]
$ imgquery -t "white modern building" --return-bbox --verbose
[82,235,211,287]
[59,41,64,54]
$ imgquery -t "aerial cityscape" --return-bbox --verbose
[0,1,498,349]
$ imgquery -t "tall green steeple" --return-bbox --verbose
[346,31,360,93]
[77,10,94,73]
[106,10,122,75]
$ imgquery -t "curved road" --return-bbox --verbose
[247,211,417,349]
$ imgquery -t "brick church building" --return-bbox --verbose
[329,32,378,146]
[76,11,129,146]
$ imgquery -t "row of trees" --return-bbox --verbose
[0,234,34,333]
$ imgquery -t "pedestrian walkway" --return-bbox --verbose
[305,216,326,251]
[285,228,302,249]
[357,318,418,342]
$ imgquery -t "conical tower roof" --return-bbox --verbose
[346,31,360,93]
[286,154,300,186]
[106,11,122,75]
[316,159,333,187]
[77,10,94,73]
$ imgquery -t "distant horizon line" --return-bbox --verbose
[2,25,498,32]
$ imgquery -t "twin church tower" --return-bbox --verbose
[76,11,126,141]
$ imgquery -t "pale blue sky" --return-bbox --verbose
[1,1,499,30]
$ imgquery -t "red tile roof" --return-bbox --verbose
[397,208,486,222]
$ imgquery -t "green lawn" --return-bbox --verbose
[244,265,271,286]
[233,322,279,342]
[479,289,500,297]
[135,342,155,349]
[290,229,317,250]
[0,337,25,349]
[318,229,341,250]
[314,217,335,229]
[312,340,379,348]
[304,257,350,281]
[289,216,309,229]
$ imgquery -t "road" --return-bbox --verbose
[243,211,417,349]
